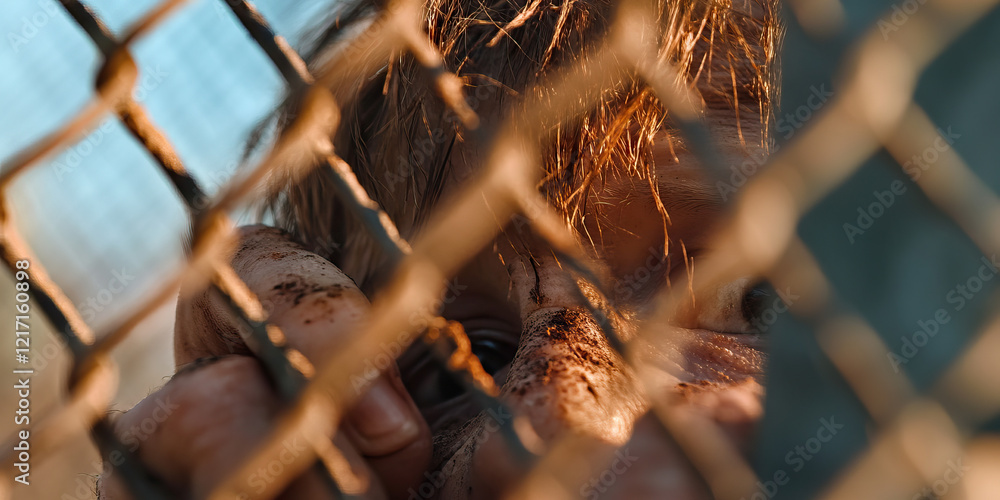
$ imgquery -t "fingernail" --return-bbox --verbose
[345,376,420,457]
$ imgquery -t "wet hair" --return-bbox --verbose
[257,0,781,290]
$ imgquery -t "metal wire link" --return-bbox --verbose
[1,0,999,499]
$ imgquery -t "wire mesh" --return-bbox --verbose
[1,0,999,499]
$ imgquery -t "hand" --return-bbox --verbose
[99,225,432,499]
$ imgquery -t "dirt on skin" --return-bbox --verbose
[174,225,368,367]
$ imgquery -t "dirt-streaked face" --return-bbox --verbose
[100,1,780,498]
[396,121,772,498]
[386,0,779,492]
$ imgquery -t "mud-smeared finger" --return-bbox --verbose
[173,226,431,498]
[174,224,370,366]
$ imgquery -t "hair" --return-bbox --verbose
[256,0,781,292]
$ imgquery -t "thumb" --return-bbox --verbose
[342,364,433,500]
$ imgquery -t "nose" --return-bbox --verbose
[447,255,649,499]
[443,255,766,500]
[501,255,646,444]
[494,254,765,461]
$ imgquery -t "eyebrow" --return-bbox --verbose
[651,138,727,216]
[657,168,724,216]
[651,112,769,211]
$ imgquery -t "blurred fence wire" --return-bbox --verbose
[1,0,1000,499]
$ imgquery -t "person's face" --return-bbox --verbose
[397,116,771,498]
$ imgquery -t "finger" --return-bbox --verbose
[173,226,433,498]
[99,356,384,500]
[174,224,368,366]
[342,366,433,500]
[227,226,432,497]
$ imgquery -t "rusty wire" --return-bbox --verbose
[1,0,999,499]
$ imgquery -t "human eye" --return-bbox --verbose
[399,341,466,409]
[398,296,520,411]
[677,277,776,335]
[664,248,780,336]
[465,325,520,376]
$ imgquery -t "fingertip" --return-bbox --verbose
[345,375,424,457]
[343,372,432,499]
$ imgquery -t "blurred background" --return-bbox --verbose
[0,1,332,497]
[0,0,340,398]
[759,4,1000,499]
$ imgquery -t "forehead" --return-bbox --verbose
[446,132,747,289]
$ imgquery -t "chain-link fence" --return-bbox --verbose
[1,0,999,498]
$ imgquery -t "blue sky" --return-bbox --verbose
[0,0,333,331]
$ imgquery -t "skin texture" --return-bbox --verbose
[101,227,433,499]
[100,183,767,500]
[100,0,776,497]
